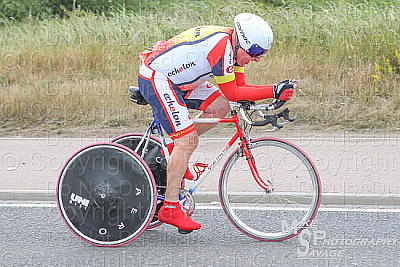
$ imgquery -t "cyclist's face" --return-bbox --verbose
[236,48,261,67]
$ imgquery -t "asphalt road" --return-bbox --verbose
[0,203,399,267]
[1,132,400,266]
[2,132,400,198]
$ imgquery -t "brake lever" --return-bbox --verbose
[276,108,295,125]
[259,115,283,133]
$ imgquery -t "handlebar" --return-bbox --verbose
[232,99,286,111]
[231,100,295,132]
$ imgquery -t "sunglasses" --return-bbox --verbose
[245,44,269,58]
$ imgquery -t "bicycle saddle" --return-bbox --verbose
[129,86,148,105]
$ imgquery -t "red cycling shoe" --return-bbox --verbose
[158,201,201,231]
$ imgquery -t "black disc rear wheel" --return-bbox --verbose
[57,143,156,246]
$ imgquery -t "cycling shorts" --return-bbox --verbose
[138,64,223,140]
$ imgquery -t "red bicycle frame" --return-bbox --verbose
[188,110,270,193]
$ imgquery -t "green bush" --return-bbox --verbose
[0,0,157,20]
[0,0,239,20]
[0,0,58,19]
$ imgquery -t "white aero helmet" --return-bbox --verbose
[234,13,273,57]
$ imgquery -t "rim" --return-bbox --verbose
[219,138,321,241]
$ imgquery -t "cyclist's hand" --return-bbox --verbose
[273,79,297,101]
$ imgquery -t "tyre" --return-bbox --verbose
[219,138,321,241]
[111,134,166,228]
[57,143,157,246]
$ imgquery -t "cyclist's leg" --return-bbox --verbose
[161,141,195,180]
[165,131,198,201]
[138,65,201,231]
[159,131,201,231]
[183,82,230,136]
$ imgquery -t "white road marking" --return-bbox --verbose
[196,204,400,213]
[1,203,400,213]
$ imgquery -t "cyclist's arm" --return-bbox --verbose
[215,65,274,102]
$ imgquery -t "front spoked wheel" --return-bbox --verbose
[57,143,156,247]
[219,138,321,241]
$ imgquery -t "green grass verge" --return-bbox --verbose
[0,0,399,132]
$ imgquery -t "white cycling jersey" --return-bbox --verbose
[138,25,275,139]
[140,26,235,91]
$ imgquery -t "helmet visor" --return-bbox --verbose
[245,44,268,58]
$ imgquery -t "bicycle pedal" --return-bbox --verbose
[193,163,208,180]
[178,229,193,235]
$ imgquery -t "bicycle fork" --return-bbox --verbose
[239,134,273,193]
[226,109,273,194]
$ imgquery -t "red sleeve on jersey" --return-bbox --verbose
[218,79,274,102]
[216,66,274,102]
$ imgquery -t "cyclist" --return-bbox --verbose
[138,13,296,232]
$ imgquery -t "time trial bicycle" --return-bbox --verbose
[56,86,321,247]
